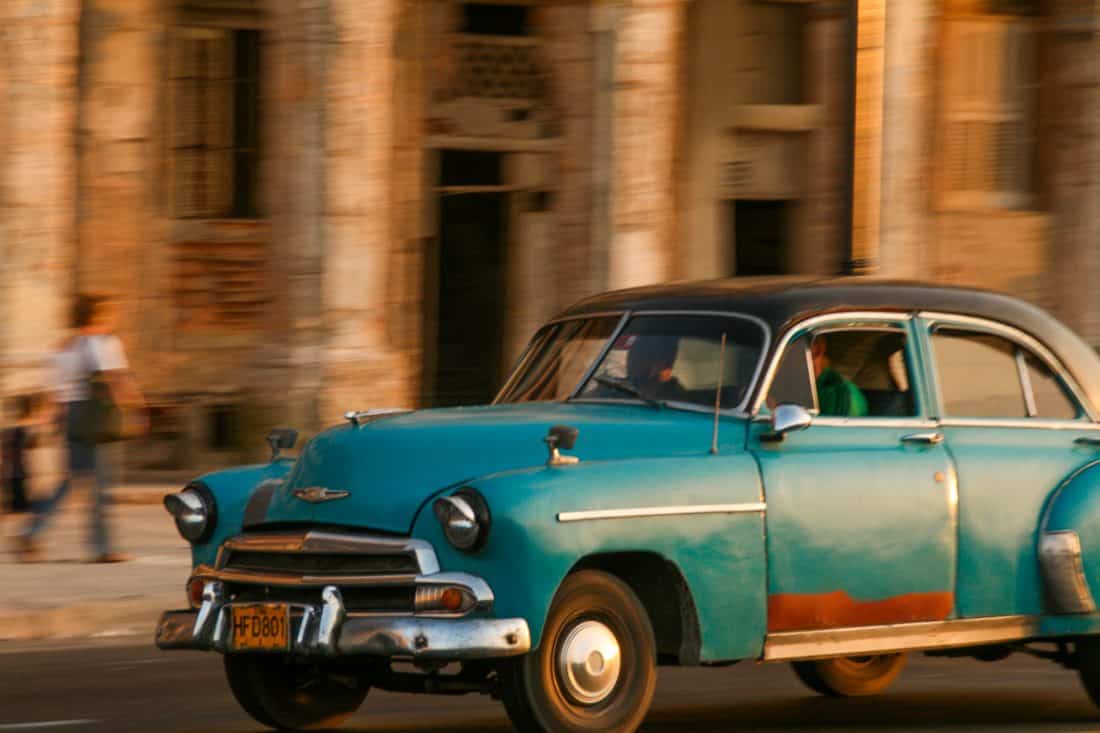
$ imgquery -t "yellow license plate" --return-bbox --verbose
[231,605,290,651]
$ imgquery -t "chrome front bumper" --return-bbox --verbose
[155,584,531,660]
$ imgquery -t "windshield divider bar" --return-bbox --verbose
[567,311,632,400]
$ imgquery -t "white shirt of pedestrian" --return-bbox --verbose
[53,335,129,403]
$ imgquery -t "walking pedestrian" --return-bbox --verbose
[14,294,147,563]
[1,394,39,514]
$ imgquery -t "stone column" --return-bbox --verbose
[539,1,597,307]
[849,0,885,273]
[801,1,857,276]
[1046,6,1100,344]
[319,0,408,420]
[877,0,935,279]
[609,0,685,289]
[0,0,80,406]
[75,0,165,385]
[266,0,330,431]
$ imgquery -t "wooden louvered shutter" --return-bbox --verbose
[170,27,233,218]
[941,16,1037,209]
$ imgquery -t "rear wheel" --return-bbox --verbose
[791,654,907,697]
[224,655,368,731]
[499,570,657,733]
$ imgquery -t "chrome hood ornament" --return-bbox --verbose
[292,486,351,504]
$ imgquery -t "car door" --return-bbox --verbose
[749,312,958,633]
[917,312,1100,618]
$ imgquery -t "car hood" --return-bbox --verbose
[261,402,738,533]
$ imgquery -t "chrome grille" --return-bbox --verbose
[223,550,419,577]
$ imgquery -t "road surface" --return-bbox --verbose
[0,641,1097,732]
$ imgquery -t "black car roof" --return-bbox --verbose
[558,277,1100,416]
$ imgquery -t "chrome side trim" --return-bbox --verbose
[556,503,766,523]
[938,418,1100,431]
[764,615,1039,662]
[1039,531,1097,614]
[812,417,938,429]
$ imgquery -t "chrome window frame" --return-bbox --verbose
[566,309,773,416]
[748,310,935,428]
[918,311,1099,426]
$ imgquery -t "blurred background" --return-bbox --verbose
[0,0,1088,475]
[6,3,1100,728]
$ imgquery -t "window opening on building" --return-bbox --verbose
[426,151,510,407]
[731,200,792,276]
[461,3,531,36]
[940,0,1038,209]
[170,27,262,219]
[207,403,240,452]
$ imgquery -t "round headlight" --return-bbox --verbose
[432,488,490,552]
[163,483,217,544]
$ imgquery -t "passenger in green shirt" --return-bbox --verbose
[811,336,868,417]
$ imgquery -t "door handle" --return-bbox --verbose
[901,432,944,445]
[1075,436,1100,447]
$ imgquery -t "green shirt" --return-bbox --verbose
[816,367,868,417]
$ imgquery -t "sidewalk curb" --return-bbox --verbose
[0,597,173,643]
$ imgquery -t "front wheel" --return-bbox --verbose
[499,570,657,733]
[224,655,368,731]
[791,654,907,697]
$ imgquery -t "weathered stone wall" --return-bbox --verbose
[609,0,683,288]
[1044,2,1100,342]
[0,0,80,406]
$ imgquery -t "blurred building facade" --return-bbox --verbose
[1,0,1098,469]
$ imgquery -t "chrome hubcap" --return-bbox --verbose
[556,620,622,706]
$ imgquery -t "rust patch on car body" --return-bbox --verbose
[767,590,954,632]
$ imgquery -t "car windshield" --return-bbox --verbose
[497,314,767,410]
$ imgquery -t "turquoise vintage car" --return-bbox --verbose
[158,279,1100,732]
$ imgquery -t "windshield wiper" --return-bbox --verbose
[592,375,664,409]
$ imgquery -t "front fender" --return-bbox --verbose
[410,453,767,663]
[187,460,295,567]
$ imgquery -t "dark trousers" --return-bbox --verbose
[4,477,28,513]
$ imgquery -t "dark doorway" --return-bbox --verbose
[731,200,792,276]
[427,151,509,407]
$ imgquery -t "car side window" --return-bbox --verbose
[766,328,917,418]
[931,328,1083,420]
[1025,351,1081,420]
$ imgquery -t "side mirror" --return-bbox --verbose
[547,425,578,451]
[768,404,813,441]
[545,425,580,466]
[267,428,299,461]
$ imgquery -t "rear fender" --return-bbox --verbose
[1039,460,1100,617]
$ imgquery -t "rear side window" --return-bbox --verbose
[1024,352,1080,420]
[931,328,1082,420]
